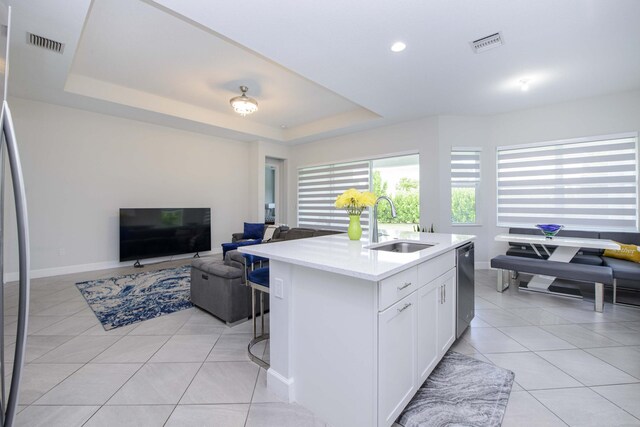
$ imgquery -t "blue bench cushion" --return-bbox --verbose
[247,267,270,287]
[491,255,613,285]
[602,256,640,282]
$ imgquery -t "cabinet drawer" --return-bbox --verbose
[417,251,455,287]
[379,266,418,311]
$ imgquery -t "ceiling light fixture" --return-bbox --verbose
[230,86,258,116]
[390,41,406,52]
[519,79,530,91]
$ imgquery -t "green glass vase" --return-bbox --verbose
[348,214,362,240]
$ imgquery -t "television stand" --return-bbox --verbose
[133,260,144,268]
[193,253,201,258]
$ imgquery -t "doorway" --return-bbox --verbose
[265,165,276,224]
[265,157,284,224]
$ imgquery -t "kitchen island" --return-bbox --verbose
[240,232,475,427]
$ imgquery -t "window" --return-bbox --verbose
[297,154,419,235]
[496,133,638,231]
[372,155,420,233]
[298,161,371,232]
[451,148,481,224]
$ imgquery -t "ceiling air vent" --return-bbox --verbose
[26,32,65,54]
[470,32,503,53]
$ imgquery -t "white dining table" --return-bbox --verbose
[494,234,620,291]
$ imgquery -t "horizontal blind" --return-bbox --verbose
[497,134,638,231]
[451,149,481,186]
[298,161,371,232]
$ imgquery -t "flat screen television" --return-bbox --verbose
[119,208,211,262]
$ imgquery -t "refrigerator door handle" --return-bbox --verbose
[0,113,4,424]
[2,101,31,427]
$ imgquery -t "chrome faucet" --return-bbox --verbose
[372,196,397,243]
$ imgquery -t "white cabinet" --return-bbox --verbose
[416,281,439,383]
[378,265,456,427]
[378,292,417,426]
[437,269,456,356]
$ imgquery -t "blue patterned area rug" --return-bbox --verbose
[76,266,192,330]
[397,351,515,427]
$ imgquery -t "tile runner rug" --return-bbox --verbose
[76,266,192,330]
[397,351,515,427]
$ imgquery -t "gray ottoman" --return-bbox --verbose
[190,258,251,325]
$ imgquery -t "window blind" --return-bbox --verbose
[451,149,481,186]
[497,134,638,231]
[298,161,371,232]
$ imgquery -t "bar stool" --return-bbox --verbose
[243,254,270,368]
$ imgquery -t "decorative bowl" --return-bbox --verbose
[536,224,564,239]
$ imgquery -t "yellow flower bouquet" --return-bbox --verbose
[335,188,376,215]
[335,188,376,240]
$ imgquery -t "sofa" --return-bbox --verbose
[501,227,640,304]
[220,224,289,257]
[231,224,287,243]
[231,226,339,244]
[190,227,343,323]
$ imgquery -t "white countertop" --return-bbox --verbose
[495,233,620,250]
[239,231,475,281]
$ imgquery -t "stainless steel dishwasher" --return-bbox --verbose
[456,243,475,338]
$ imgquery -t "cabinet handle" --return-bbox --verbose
[397,302,412,313]
[440,285,444,304]
[444,285,446,302]
[397,282,412,291]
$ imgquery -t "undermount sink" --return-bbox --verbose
[369,241,435,253]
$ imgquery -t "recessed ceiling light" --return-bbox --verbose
[390,41,406,52]
[280,124,288,129]
[519,79,530,92]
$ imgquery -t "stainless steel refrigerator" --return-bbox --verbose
[0,2,31,426]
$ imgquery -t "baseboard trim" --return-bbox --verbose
[3,249,221,283]
[267,368,294,403]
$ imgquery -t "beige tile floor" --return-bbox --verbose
[2,261,640,426]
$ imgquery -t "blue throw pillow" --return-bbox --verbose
[243,222,264,240]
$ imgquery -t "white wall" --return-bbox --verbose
[290,90,640,266]
[3,97,252,279]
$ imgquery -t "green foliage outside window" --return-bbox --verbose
[373,171,420,224]
[451,186,476,224]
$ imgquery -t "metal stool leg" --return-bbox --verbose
[248,285,270,369]
[260,291,265,336]
[252,287,257,339]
